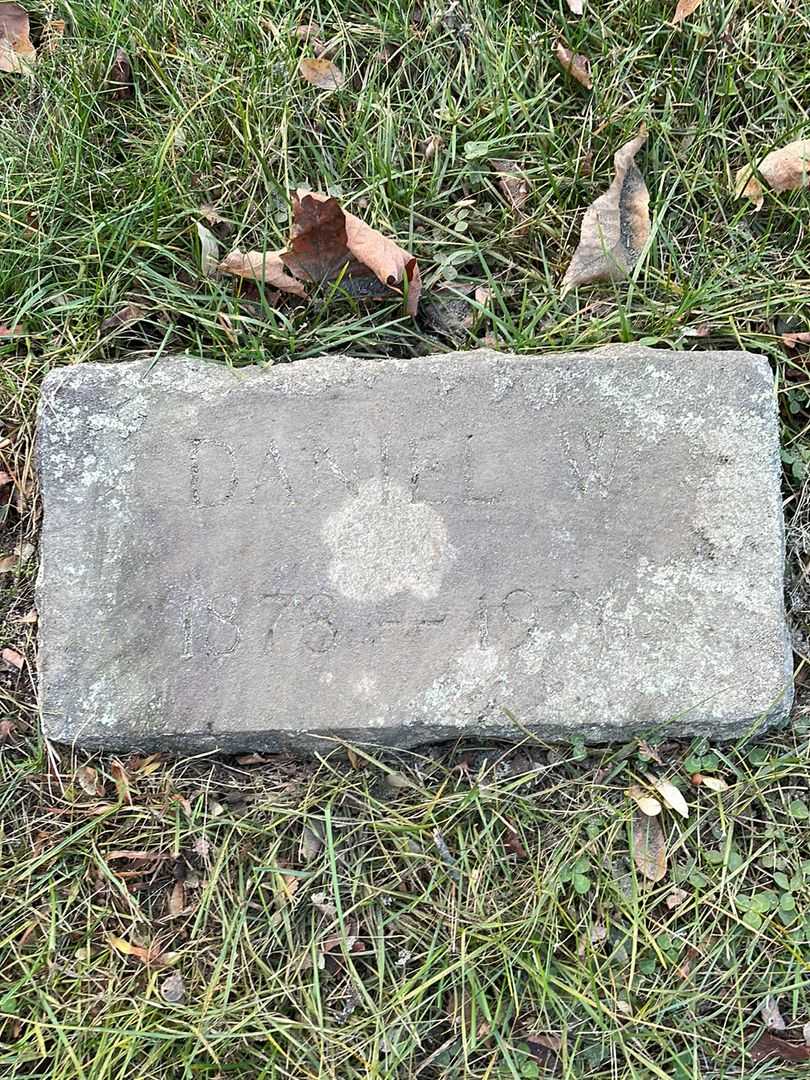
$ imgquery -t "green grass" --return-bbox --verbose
[2,0,810,1075]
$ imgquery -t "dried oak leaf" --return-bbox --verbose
[673,0,702,23]
[282,190,422,316]
[554,41,592,90]
[0,3,35,74]
[490,159,531,214]
[106,47,134,100]
[217,250,306,296]
[735,140,810,210]
[561,128,649,296]
[299,57,344,90]
[631,807,667,882]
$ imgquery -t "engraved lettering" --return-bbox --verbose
[190,438,238,508]
[315,446,358,495]
[249,439,293,503]
[181,595,241,658]
[563,429,620,498]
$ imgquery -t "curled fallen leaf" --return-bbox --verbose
[673,0,702,23]
[489,159,531,215]
[76,765,105,797]
[110,759,132,804]
[106,47,134,100]
[167,880,185,916]
[735,140,810,210]
[631,808,668,882]
[196,223,220,278]
[419,134,444,163]
[761,995,786,1032]
[100,303,147,335]
[554,41,592,89]
[627,785,662,816]
[282,190,422,315]
[299,57,344,90]
[160,971,185,1003]
[107,934,167,966]
[649,776,689,818]
[217,250,307,297]
[561,128,650,295]
[0,2,36,74]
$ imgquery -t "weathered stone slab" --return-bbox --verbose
[36,347,792,751]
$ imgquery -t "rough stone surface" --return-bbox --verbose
[36,347,793,751]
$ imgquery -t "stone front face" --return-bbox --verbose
[36,347,792,751]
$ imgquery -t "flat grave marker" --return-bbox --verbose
[36,346,792,750]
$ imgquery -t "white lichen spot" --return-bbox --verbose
[354,673,377,698]
[323,480,453,602]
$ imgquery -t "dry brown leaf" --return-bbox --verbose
[561,129,649,295]
[1,646,24,669]
[110,759,132,804]
[106,47,134,100]
[15,608,37,624]
[0,554,18,573]
[196,223,220,278]
[160,971,185,1003]
[632,808,667,882]
[761,995,786,1032]
[217,249,306,296]
[783,331,810,349]
[554,41,592,89]
[0,3,36,74]
[101,303,147,334]
[76,765,104,797]
[650,776,689,818]
[168,880,185,916]
[673,0,701,24]
[565,0,584,13]
[735,140,810,210]
[301,823,324,862]
[299,57,344,90]
[489,159,531,214]
[692,773,729,792]
[108,934,160,965]
[419,134,444,162]
[750,1032,810,1063]
[665,887,689,910]
[0,322,25,337]
[235,752,270,765]
[295,21,322,42]
[282,190,422,316]
[627,785,662,816]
